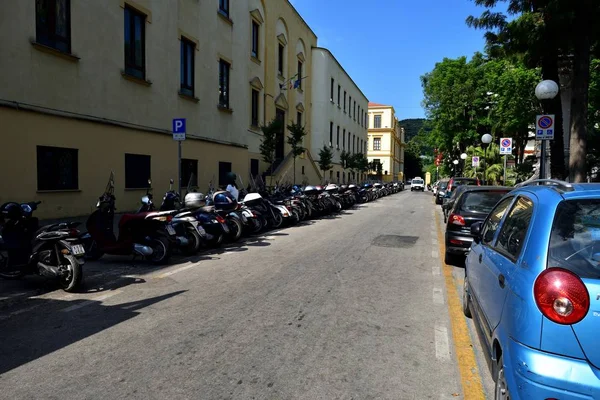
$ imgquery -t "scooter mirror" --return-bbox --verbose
[148,179,152,186]
[170,179,174,184]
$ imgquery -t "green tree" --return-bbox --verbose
[339,150,352,181]
[259,119,283,186]
[286,122,307,184]
[317,145,333,180]
[467,0,600,181]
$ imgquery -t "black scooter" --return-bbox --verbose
[0,201,85,292]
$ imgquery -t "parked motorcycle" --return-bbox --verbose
[0,201,84,292]
[81,173,173,264]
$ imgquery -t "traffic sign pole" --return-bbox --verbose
[172,118,187,197]
[535,115,555,180]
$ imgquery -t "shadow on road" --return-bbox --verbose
[0,290,186,375]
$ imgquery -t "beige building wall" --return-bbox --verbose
[260,0,321,185]
[0,0,265,218]
[367,103,405,182]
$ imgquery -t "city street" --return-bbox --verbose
[0,191,491,399]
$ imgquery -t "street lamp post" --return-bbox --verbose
[452,159,459,177]
[535,80,560,180]
[481,134,493,185]
[460,153,467,176]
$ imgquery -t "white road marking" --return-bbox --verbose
[432,266,441,276]
[432,250,439,259]
[154,264,197,279]
[433,287,444,305]
[435,325,451,361]
[61,290,122,312]
[431,238,438,245]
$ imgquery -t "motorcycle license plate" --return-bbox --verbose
[71,244,86,256]
[166,224,176,235]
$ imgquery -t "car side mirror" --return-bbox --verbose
[471,222,483,243]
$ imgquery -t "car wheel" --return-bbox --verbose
[462,276,472,318]
[494,356,510,400]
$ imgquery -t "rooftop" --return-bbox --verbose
[368,102,390,108]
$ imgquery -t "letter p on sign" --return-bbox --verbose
[173,118,186,141]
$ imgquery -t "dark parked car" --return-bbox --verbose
[435,179,449,205]
[444,186,511,264]
[447,177,480,192]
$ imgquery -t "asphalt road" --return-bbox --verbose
[0,190,489,399]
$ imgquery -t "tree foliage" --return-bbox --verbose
[259,119,282,166]
[317,145,333,176]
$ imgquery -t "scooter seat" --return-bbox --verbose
[119,212,152,228]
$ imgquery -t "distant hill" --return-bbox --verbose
[399,118,427,142]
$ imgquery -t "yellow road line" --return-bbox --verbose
[435,211,486,399]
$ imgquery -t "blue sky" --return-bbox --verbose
[289,0,498,119]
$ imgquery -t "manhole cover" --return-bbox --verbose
[372,235,419,248]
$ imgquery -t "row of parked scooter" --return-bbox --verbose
[0,173,404,293]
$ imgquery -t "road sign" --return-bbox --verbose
[499,137,512,155]
[536,114,555,140]
[472,156,480,167]
[173,118,186,141]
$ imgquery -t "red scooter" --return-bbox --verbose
[81,173,173,264]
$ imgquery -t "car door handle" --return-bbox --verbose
[498,274,506,289]
[478,254,483,264]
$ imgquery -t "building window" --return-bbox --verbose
[180,38,195,97]
[36,145,78,191]
[374,115,382,128]
[218,161,232,187]
[124,6,146,79]
[251,88,259,127]
[302,166,305,175]
[336,126,340,148]
[251,20,259,58]
[35,0,71,53]
[329,122,333,145]
[250,158,259,178]
[297,60,303,89]
[296,111,302,126]
[343,91,347,112]
[337,85,341,105]
[352,135,355,153]
[373,137,381,150]
[357,106,361,123]
[219,0,229,17]
[125,153,151,189]
[336,171,340,182]
[343,129,346,149]
[278,43,285,76]
[330,78,334,101]
[353,102,356,120]
[219,59,230,108]
[348,132,351,151]
[349,96,352,115]
[181,158,198,188]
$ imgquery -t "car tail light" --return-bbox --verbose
[166,215,173,222]
[449,213,465,226]
[69,228,80,237]
[216,215,226,224]
[534,268,590,325]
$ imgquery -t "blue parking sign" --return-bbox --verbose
[173,118,186,141]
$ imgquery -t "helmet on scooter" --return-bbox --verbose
[0,202,23,220]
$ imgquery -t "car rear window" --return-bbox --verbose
[460,191,508,214]
[413,180,424,184]
[454,179,478,186]
[439,182,448,190]
[549,199,600,278]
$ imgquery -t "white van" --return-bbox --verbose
[411,177,425,191]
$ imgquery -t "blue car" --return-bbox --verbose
[463,179,600,399]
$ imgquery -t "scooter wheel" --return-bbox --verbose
[59,255,83,292]
[183,227,202,255]
[147,235,172,265]
[227,217,243,242]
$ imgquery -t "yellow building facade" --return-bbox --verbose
[0,0,323,219]
[367,103,405,182]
